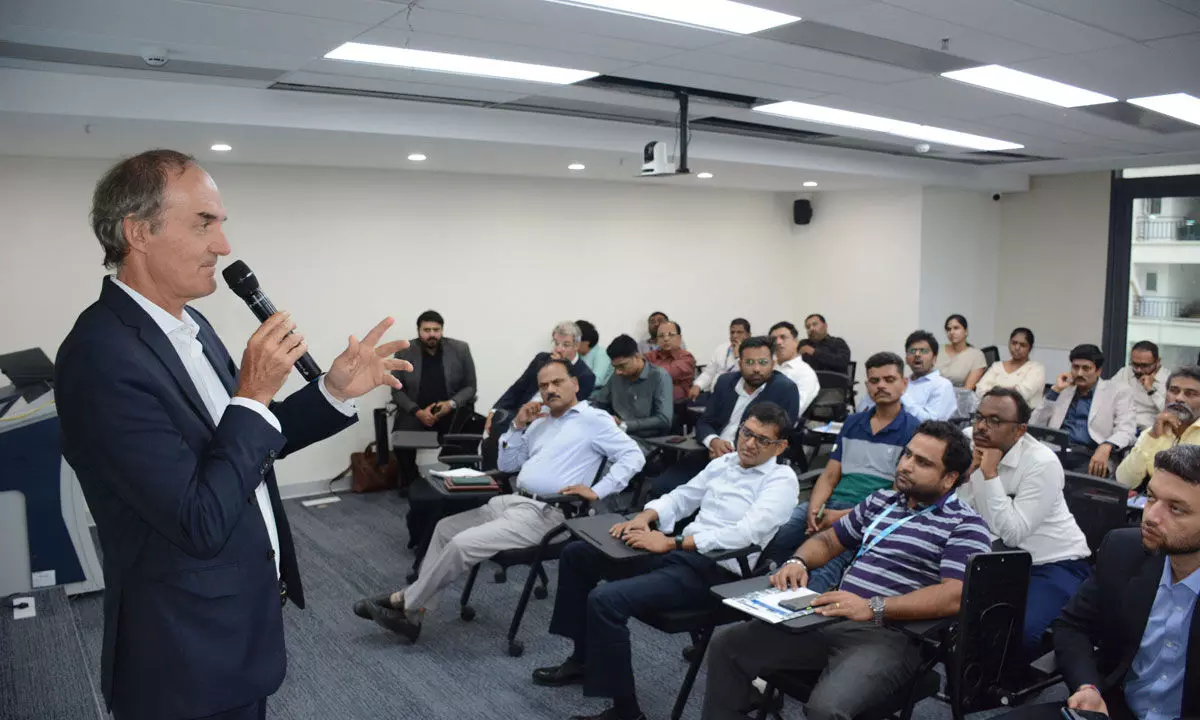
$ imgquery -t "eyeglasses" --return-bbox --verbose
[1131,362,1159,372]
[906,348,932,356]
[656,332,680,340]
[970,413,1022,429]
[738,425,784,446]
[742,358,772,368]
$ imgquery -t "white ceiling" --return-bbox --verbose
[1,0,1199,190]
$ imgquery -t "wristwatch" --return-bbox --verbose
[868,596,886,626]
[674,534,685,550]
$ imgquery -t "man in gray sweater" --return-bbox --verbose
[590,334,674,445]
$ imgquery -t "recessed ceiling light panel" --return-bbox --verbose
[1128,93,1200,128]
[568,163,586,171]
[803,181,818,187]
[941,65,1116,108]
[325,42,598,85]
[697,172,713,179]
[211,143,232,152]
[546,0,800,34]
[407,153,427,162]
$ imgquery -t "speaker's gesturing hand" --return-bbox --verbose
[236,312,310,405]
[324,317,412,403]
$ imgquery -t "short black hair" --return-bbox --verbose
[648,311,668,320]
[1131,340,1160,360]
[980,386,1032,424]
[538,357,574,377]
[769,321,799,338]
[730,318,751,333]
[1010,327,1035,347]
[914,420,973,485]
[657,320,681,337]
[744,401,792,438]
[606,334,639,360]
[1153,444,1200,485]
[905,330,939,357]
[944,314,969,332]
[1167,364,1200,387]
[1069,343,1105,371]
[865,351,905,375]
[417,310,444,327]
[576,319,599,348]
[804,313,826,324]
[738,336,774,357]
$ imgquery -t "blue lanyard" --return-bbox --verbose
[854,496,948,560]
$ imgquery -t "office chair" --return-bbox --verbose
[1062,471,1130,555]
[981,345,1001,367]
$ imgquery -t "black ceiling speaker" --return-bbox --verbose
[793,199,813,225]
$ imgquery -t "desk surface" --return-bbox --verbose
[416,463,501,498]
[710,576,839,632]
[642,435,705,453]
[391,430,441,449]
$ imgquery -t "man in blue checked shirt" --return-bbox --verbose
[701,420,992,720]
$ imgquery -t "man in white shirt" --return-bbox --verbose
[770,321,820,418]
[1111,340,1169,430]
[532,402,798,720]
[689,318,751,401]
[358,358,645,643]
[960,387,1092,650]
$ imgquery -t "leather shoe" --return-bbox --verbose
[353,594,399,620]
[568,708,646,720]
[532,658,585,687]
[367,604,421,643]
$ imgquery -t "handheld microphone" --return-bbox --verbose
[222,260,323,382]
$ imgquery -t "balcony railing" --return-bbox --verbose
[1132,296,1185,319]
[1135,217,1200,242]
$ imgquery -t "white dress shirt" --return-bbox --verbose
[646,453,799,571]
[112,278,357,577]
[693,342,739,393]
[958,430,1090,565]
[1111,365,1168,429]
[775,356,820,418]
[704,379,765,449]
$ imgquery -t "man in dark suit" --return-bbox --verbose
[1054,444,1200,720]
[648,336,799,497]
[484,321,596,438]
[390,309,477,488]
[798,313,852,374]
[55,149,409,720]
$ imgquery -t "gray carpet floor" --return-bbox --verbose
[1,492,1065,719]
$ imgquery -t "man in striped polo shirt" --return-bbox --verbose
[702,421,992,720]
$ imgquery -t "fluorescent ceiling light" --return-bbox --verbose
[211,143,232,152]
[941,65,1116,108]
[547,0,799,34]
[407,153,427,162]
[803,181,818,187]
[568,163,586,171]
[754,101,1023,152]
[1128,93,1200,128]
[697,172,713,179]
[324,42,598,85]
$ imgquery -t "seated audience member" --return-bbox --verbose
[1054,444,1200,720]
[702,421,992,720]
[860,331,956,421]
[1032,344,1135,478]
[486,321,597,436]
[689,318,751,401]
[798,313,851,373]
[936,314,988,390]
[769,321,820,418]
[589,335,673,441]
[975,327,1046,409]
[764,352,919,580]
[577,320,613,389]
[533,403,799,720]
[637,311,669,355]
[355,359,644,642]
[960,387,1091,650]
[649,337,798,497]
[390,309,477,490]
[645,321,696,404]
[1117,365,1200,489]
[1112,340,1169,431]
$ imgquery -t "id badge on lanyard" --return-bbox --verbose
[854,498,945,560]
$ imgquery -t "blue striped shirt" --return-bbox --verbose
[833,489,991,599]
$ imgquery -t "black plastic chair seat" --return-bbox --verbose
[438,453,483,468]
[637,602,740,635]
[760,666,940,720]
[490,540,567,569]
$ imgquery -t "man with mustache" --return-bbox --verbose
[858,331,956,422]
[1055,443,1200,720]
[1032,344,1136,477]
[1117,365,1200,489]
[959,387,1090,651]
[1111,341,1169,431]
[485,321,597,439]
[355,358,644,643]
[798,313,851,374]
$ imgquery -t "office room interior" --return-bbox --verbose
[2,1,1200,719]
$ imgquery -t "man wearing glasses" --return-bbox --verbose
[644,320,697,404]
[959,387,1091,651]
[860,330,956,421]
[1111,340,1169,431]
[532,403,798,720]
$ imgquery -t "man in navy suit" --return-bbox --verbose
[649,336,799,497]
[55,149,411,720]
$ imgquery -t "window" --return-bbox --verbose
[1146,272,1158,292]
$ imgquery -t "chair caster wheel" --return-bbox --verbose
[508,640,524,657]
[460,607,476,622]
[534,586,548,600]
[494,569,508,583]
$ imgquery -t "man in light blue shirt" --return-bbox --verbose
[578,320,613,388]
[860,331,956,421]
[532,402,798,720]
[357,358,643,643]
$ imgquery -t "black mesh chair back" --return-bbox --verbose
[809,371,852,422]
[1026,425,1071,452]
[981,346,1001,367]
[1063,472,1129,554]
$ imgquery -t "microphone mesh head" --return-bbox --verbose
[222,260,259,298]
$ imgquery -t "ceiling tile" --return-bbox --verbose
[614,65,827,103]
[1015,42,1200,100]
[648,50,882,96]
[1160,0,1200,16]
[185,0,402,25]
[865,76,1062,121]
[1013,0,1200,41]
[294,59,560,98]
[277,69,531,104]
[708,37,926,83]
[984,113,1118,145]
[881,0,1128,53]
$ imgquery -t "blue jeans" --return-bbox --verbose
[762,500,856,592]
[1024,558,1091,649]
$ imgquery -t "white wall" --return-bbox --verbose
[0,155,799,489]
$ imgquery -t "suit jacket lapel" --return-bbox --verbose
[1053,386,1074,431]
[406,342,423,396]
[1110,554,1165,685]
[1089,381,1108,444]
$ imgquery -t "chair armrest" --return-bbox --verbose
[895,617,956,647]
[1030,650,1058,675]
[703,544,762,563]
[797,468,824,490]
[439,454,483,468]
[442,433,483,446]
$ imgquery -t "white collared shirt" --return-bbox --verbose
[704,379,765,449]
[111,277,356,576]
[1111,365,1168,429]
[693,341,739,393]
[775,356,820,418]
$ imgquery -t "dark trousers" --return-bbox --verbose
[548,540,733,700]
[195,699,266,720]
[1023,558,1091,649]
[762,500,856,591]
[647,452,709,499]
[701,620,922,720]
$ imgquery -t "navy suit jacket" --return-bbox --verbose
[696,371,800,442]
[55,278,356,720]
[493,351,595,413]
